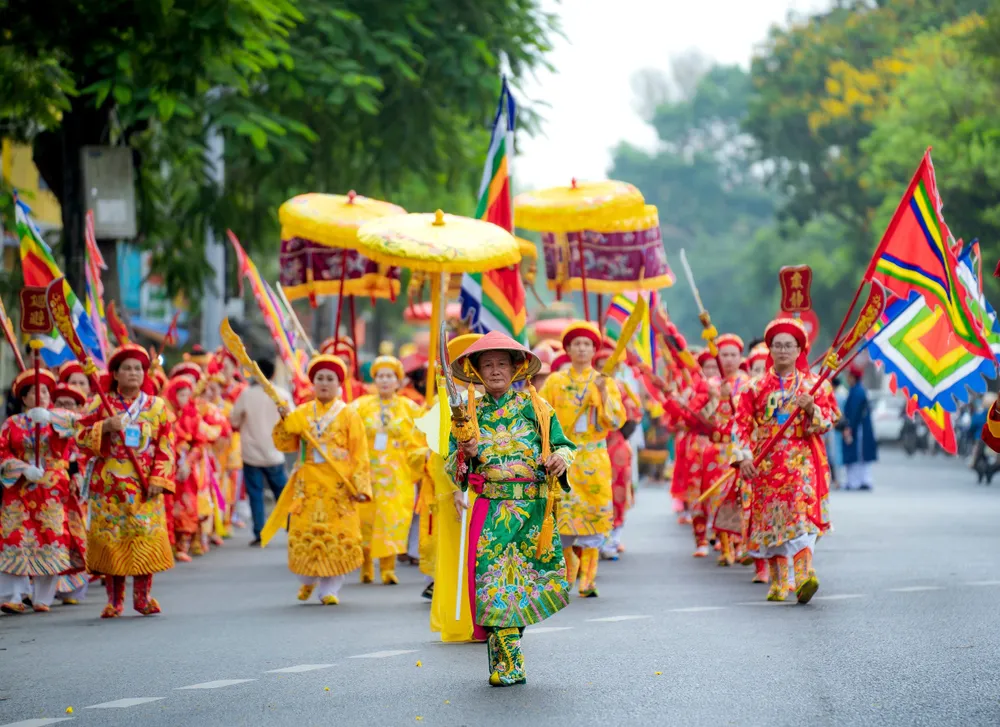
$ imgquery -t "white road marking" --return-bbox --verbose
[175,679,256,690]
[586,615,652,622]
[348,650,417,659]
[524,626,574,634]
[86,698,164,709]
[888,586,944,593]
[266,664,336,673]
[0,720,74,727]
[965,580,1000,587]
[812,594,866,601]
[669,606,726,613]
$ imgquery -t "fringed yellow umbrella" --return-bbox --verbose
[279,191,406,351]
[514,180,673,320]
[356,209,521,400]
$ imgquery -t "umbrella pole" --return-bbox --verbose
[597,294,604,326]
[575,233,590,321]
[333,249,348,344]
[426,272,444,402]
[348,296,360,377]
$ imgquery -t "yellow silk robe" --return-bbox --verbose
[267,399,371,577]
[540,367,624,536]
[351,394,428,559]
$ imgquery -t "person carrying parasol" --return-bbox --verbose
[447,331,575,687]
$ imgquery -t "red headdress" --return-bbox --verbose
[560,321,601,350]
[763,318,810,372]
[13,369,57,400]
[52,383,87,406]
[307,354,348,384]
[715,333,745,353]
[57,360,84,383]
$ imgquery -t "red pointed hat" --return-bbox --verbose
[452,330,541,383]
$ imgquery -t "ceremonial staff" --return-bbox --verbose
[0,296,26,372]
[277,283,318,357]
[437,319,474,621]
[696,280,887,504]
[45,278,149,496]
[218,318,369,501]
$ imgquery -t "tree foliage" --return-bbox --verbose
[614,0,1000,346]
[0,0,558,325]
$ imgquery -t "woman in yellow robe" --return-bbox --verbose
[265,354,372,606]
[539,321,624,598]
[350,356,428,585]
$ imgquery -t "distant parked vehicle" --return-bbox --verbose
[872,395,905,443]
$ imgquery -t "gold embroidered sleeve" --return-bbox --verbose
[151,405,177,492]
[272,417,300,454]
[348,409,373,500]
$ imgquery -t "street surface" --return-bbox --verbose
[1,450,998,727]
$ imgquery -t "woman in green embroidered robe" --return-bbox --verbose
[446,331,576,687]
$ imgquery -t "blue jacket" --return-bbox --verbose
[842,382,878,465]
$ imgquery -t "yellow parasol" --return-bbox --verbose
[279,190,406,367]
[356,209,521,400]
[513,179,645,233]
[513,180,672,320]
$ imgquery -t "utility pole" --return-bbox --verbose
[200,101,226,349]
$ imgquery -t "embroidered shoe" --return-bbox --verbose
[382,572,400,585]
[796,573,819,605]
[297,584,316,601]
[100,603,123,619]
[693,545,709,558]
[1,601,26,614]
[136,598,162,616]
[320,595,340,606]
[31,603,50,613]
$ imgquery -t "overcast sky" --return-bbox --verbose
[515,0,831,190]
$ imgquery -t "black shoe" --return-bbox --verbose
[421,582,434,600]
[858,484,872,491]
[249,538,262,547]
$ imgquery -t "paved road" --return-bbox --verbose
[2,450,998,727]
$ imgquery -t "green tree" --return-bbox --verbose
[862,15,1000,300]
[610,62,776,339]
[0,0,558,324]
[745,0,991,245]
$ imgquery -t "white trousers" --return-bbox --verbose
[298,575,345,600]
[750,532,817,561]
[845,462,873,490]
[599,526,623,556]
[407,513,420,559]
[0,574,59,607]
[560,533,604,550]
[0,573,31,604]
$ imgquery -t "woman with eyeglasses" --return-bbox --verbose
[732,318,840,604]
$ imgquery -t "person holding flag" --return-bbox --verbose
[733,319,839,604]
[0,369,83,614]
[74,344,177,617]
